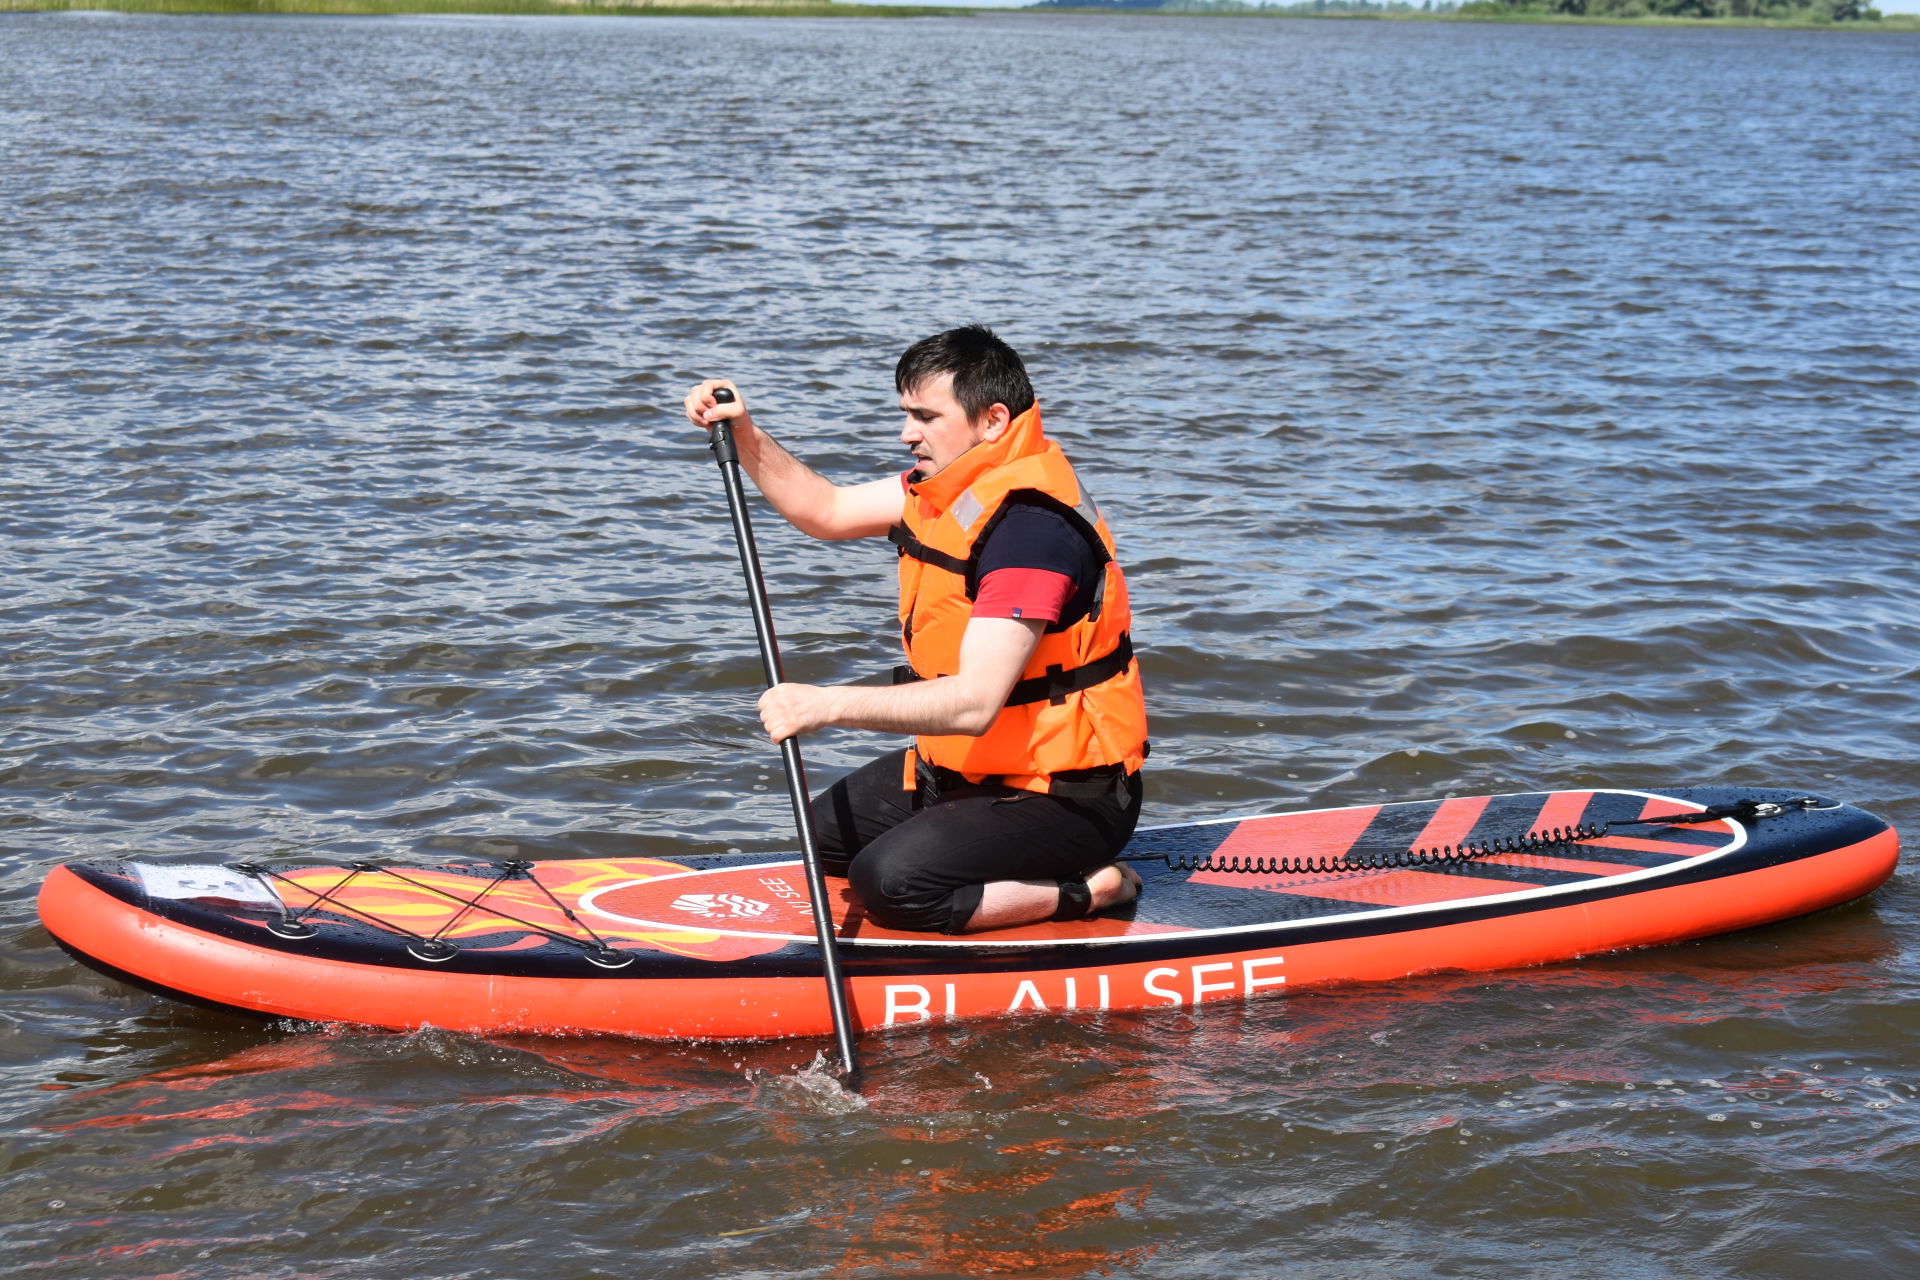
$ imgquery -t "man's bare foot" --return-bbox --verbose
[963,865,1143,931]
[1085,862,1142,912]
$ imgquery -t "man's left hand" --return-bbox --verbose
[758,682,834,744]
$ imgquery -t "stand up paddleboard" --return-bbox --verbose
[37,786,1897,1040]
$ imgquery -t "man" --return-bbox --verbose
[682,326,1147,934]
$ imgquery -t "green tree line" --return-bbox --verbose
[1043,0,1893,17]
[1456,0,1880,18]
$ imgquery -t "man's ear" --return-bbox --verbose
[977,403,1013,442]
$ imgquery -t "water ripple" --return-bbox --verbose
[2,12,1916,1279]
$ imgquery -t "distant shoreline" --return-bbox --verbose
[1075,7,1920,28]
[3,0,1916,27]
[1108,7,1920,29]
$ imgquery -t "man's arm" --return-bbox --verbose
[756,616,1044,743]
[684,379,900,541]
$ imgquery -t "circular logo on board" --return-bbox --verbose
[580,865,817,937]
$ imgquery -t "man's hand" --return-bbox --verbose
[750,617,1044,743]
[758,682,837,744]
[684,379,751,433]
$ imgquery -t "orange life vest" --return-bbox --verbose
[891,403,1148,795]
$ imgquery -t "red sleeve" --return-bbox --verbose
[972,567,1076,624]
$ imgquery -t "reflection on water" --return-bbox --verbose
[2,10,1916,1279]
[20,924,1912,1277]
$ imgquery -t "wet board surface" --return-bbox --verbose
[577,787,1741,948]
[39,785,1898,1038]
[66,788,1769,965]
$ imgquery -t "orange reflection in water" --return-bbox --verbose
[816,1167,1157,1278]
[31,895,1896,1280]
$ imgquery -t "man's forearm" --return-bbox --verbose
[759,672,1009,744]
[756,602,1044,746]
[819,676,1004,739]
[730,421,844,539]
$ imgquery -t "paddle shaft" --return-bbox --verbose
[705,389,860,1080]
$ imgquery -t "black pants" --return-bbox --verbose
[811,748,1144,934]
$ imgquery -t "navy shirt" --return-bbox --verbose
[971,501,1103,632]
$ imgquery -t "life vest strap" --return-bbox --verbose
[889,630,1134,709]
[887,524,971,577]
[916,755,1136,804]
[1004,632,1134,708]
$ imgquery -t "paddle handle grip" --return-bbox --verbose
[707,386,741,466]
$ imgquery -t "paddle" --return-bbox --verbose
[703,387,861,1082]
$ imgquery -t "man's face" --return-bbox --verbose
[900,372,991,480]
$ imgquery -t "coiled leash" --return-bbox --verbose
[1127,796,1823,877]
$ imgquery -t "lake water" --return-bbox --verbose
[2,10,1916,1278]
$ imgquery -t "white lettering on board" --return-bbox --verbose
[885,984,931,1025]
[1144,967,1183,1006]
[1242,956,1287,994]
[1191,961,1238,1004]
[886,958,1286,1026]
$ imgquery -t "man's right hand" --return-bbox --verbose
[684,380,751,434]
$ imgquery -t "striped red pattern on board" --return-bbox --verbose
[1186,804,1382,891]
[1410,790,1598,853]
[1183,791,1737,904]
[1263,868,1542,907]
[1534,789,1598,835]
[1408,795,1492,852]
[1472,851,1658,878]
[1583,835,1720,857]
[1641,793,1703,820]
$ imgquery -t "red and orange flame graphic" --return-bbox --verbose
[271,860,789,964]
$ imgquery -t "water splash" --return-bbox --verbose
[748,1051,868,1115]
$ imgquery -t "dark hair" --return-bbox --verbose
[895,325,1036,422]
